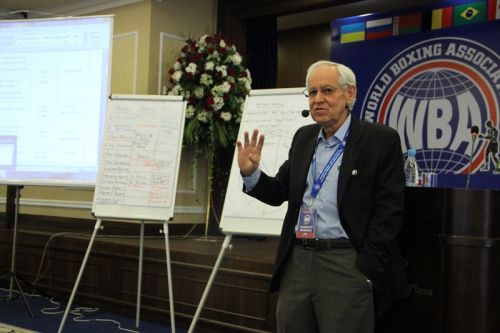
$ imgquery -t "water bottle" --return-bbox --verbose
[404,149,419,187]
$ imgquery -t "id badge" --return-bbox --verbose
[296,207,318,239]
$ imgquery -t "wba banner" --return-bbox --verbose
[331,0,500,190]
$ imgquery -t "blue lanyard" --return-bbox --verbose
[310,129,349,199]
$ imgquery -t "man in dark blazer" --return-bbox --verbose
[237,60,408,333]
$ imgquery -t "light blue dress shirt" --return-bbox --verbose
[243,115,351,239]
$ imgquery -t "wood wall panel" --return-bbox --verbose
[277,24,331,88]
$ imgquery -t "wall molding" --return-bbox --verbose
[0,197,204,214]
[114,31,139,94]
[158,32,185,95]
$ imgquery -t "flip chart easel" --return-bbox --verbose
[188,88,314,332]
[57,94,186,333]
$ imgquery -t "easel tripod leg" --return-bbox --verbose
[11,272,34,318]
[57,218,102,333]
[136,221,145,328]
[188,234,233,333]
[163,222,176,333]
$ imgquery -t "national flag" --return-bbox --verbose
[432,7,453,29]
[393,13,422,35]
[340,22,365,43]
[421,10,433,30]
[366,17,393,40]
[487,0,500,19]
[453,1,487,26]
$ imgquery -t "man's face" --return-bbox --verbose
[307,65,355,135]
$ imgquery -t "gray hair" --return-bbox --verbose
[305,60,357,110]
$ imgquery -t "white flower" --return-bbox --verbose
[168,84,183,95]
[216,65,227,77]
[185,62,197,74]
[227,53,242,65]
[212,96,224,111]
[208,50,220,61]
[220,112,232,122]
[185,105,195,118]
[172,71,182,82]
[193,86,204,99]
[200,73,213,86]
[219,39,226,48]
[239,77,251,92]
[246,69,252,81]
[234,109,243,124]
[211,85,222,96]
[220,81,231,93]
[197,111,209,123]
[173,61,181,70]
[205,61,214,71]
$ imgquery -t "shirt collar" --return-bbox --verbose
[317,114,351,144]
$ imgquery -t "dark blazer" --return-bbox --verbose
[246,116,409,315]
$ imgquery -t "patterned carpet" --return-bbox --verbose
[0,289,179,333]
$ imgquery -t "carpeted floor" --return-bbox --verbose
[0,289,182,333]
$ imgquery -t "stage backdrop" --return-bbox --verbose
[331,0,500,190]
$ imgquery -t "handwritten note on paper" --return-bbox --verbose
[94,98,183,211]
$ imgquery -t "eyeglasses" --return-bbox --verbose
[304,84,346,98]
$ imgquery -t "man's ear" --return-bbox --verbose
[346,85,356,104]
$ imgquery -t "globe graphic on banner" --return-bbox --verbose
[398,69,475,174]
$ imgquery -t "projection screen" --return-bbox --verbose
[0,15,113,187]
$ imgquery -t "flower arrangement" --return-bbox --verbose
[166,34,252,151]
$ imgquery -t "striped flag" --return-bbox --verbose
[453,1,487,26]
[366,17,393,39]
[487,0,500,19]
[340,22,365,43]
[393,13,422,35]
[432,7,453,29]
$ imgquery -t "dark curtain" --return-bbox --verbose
[246,16,277,89]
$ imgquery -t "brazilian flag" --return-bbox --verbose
[453,1,487,25]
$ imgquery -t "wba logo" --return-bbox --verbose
[361,37,500,174]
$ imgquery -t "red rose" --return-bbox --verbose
[193,53,203,62]
[206,96,215,106]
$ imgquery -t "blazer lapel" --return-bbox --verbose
[294,125,319,204]
[338,117,363,205]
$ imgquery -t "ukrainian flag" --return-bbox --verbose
[340,22,365,43]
